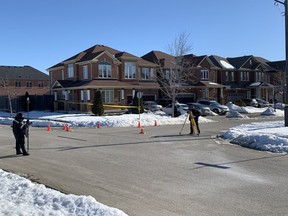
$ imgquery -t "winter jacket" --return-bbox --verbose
[12,117,28,140]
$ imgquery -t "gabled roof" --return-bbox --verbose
[0,65,48,80]
[226,55,276,72]
[141,51,176,69]
[48,44,139,70]
[267,60,285,71]
[184,54,219,69]
[209,55,235,69]
[226,55,253,69]
[137,58,158,67]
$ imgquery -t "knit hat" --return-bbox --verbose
[16,112,24,120]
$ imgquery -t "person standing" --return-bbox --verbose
[188,108,201,135]
[12,112,29,156]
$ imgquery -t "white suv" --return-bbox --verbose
[162,103,189,116]
[143,101,162,112]
[197,100,229,115]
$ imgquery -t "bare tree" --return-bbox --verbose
[157,32,194,117]
[271,69,285,103]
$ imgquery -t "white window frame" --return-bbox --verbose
[124,62,136,79]
[150,68,154,80]
[81,90,90,102]
[241,71,249,81]
[61,69,64,80]
[200,69,209,79]
[68,64,74,78]
[83,65,88,79]
[98,62,112,78]
[141,68,149,80]
[102,89,114,103]
[165,69,170,79]
[225,71,229,81]
[231,71,235,81]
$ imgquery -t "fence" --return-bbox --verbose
[0,95,54,113]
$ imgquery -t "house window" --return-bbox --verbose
[15,81,21,87]
[81,90,90,102]
[26,81,32,87]
[99,62,112,78]
[61,70,64,80]
[38,82,44,87]
[240,72,249,81]
[102,90,114,103]
[124,62,136,79]
[61,90,68,100]
[141,68,149,80]
[68,64,74,78]
[83,65,88,79]
[225,71,229,81]
[256,72,264,82]
[231,71,235,81]
[150,68,154,80]
[165,69,171,79]
[201,69,209,79]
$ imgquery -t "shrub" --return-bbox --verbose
[92,90,104,116]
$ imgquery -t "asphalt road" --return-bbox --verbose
[0,115,287,216]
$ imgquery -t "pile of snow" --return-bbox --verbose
[226,110,249,118]
[0,111,214,128]
[0,169,127,216]
[221,121,288,153]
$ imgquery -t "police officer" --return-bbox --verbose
[12,112,29,156]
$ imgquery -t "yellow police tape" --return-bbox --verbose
[56,100,139,109]
[103,104,139,109]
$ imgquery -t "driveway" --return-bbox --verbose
[0,116,287,216]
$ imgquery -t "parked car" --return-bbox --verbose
[143,101,162,112]
[186,102,212,116]
[255,98,270,108]
[197,100,229,115]
[241,98,258,107]
[162,103,189,116]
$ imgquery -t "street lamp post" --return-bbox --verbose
[275,0,288,126]
[26,96,30,152]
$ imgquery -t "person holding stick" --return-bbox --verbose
[188,108,200,135]
[12,112,29,156]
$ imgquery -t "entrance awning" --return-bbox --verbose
[198,81,226,88]
[248,82,274,88]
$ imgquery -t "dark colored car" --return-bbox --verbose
[241,98,258,107]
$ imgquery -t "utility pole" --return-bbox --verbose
[275,0,288,126]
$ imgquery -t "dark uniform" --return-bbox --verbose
[12,113,29,156]
[188,108,201,135]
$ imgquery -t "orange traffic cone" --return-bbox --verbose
[154,120,158,126]
[65,125,71,132]
[62,124,67,131]
[139,127,145,134]
[137,121,141,128]
[97,121,101,129]
[47,124,52,131]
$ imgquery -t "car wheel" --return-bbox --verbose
[212,109,219,114]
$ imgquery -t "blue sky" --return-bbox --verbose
[0,0,285,73]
